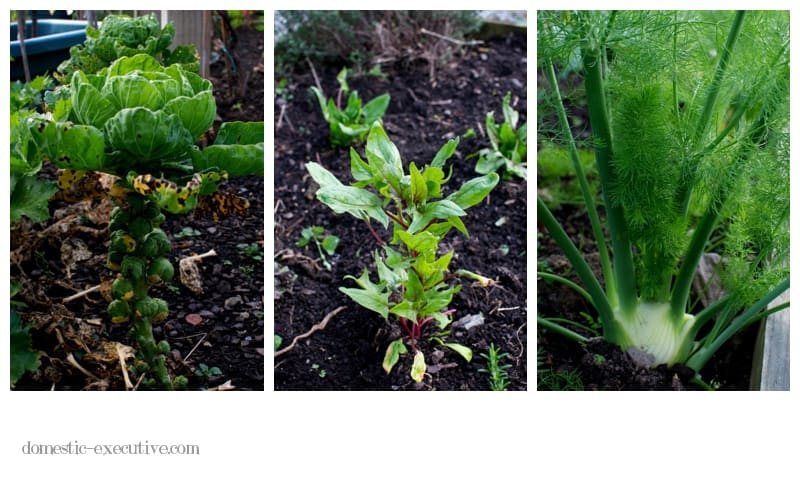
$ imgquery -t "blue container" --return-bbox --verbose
[10,19,88,80]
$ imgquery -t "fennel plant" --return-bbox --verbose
[537,10,789,376]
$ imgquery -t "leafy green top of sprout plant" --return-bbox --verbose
[21,53,264,389]
[537,11,789,378]
[310,67,390,148]
[475,92,527,180]
[56,13,198,81]
[306,122,498,382]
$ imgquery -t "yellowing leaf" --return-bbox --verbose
[444,343,473,362]
[410,350,426,382]
[382,339,407,374]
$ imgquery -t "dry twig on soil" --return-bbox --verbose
[274,305,347,357]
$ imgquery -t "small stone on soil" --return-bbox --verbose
[225,295,243,309]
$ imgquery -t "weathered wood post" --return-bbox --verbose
[750,289,790,390]
[136,10,213,78]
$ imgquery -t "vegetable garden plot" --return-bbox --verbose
[537,11,789,390]
[11,13,265,390]
[274,30,528,390]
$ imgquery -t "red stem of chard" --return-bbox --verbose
[364,221,385,246]
[386,210,407,228]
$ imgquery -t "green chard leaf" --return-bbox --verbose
[340,270,390,318]
[350,148,376,184]
[407,200,466,234]
[444,343,473,362]
[362,94,390,123]
[409,162,428,204]
[365,122,404,190]
[431,136,460,168]
[447,173,500,209]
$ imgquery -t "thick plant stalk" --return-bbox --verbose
[544,61,615,303]
[108,194,181,389]
[132,315,171,387]
[580,44,637,317]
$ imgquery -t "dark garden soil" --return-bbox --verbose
[10,17,265,391]
[274,31,528,390]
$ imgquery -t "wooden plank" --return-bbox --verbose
[135,10,212,78]
[750,289,790,390]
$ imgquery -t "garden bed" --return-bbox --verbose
[274,31,528,390]
[10,18,265,391]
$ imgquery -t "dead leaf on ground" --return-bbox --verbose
[207,380,235,391]
[179,250,217,295]
[61,237,94,279]
[180,257,204,295]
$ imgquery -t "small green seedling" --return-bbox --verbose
[175,227,202,239]
[538,368,584,391]
[311,363,327,378]
[194,363,222,383]
[310,67,390,147]
[296,226,339,270]
[475,92,527,180]
[276,78,293,101]
[478,343,512,391]
[238,242,264,261]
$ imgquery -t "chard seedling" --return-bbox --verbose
[475,92,527,180]
[296,226,339,270]
[25,53,263,389]
[538,11,789,378]
[310,67,390,148]
[306,122,498,382]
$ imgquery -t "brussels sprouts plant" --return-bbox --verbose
[306,122,498,382]
[26,53,263,389]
